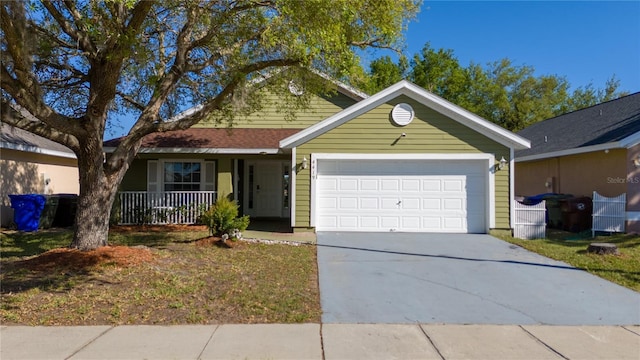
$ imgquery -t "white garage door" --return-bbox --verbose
[315,159,487,233]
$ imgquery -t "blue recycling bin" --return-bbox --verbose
[8,194,46,232]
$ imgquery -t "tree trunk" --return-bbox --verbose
[70,170,119,250]
[69,130,130,251]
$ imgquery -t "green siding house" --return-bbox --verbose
[106,80,530,233]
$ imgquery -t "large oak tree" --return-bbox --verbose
[1,0,419,250]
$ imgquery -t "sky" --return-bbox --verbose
[108,1,640,138]
[364,0,640,94]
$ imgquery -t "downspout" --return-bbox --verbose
[290,147,297,228]
[510,148,515,231]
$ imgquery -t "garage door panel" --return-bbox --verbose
[339,197,358,209]
[339,216,358,228]
[423,217,442,229]
[315,159,487,233]
[318,197,337,210]
[401,198,420,210]
[359,197,379,210]
[318,216,338,228]
[360,179,378,191]
[381,217,400,229]
[402,216,421,229]
[381,179,400,191]
[339,178,358,191]
[360,217,379,228]
[422,179,441,192]
[402,179,421,191]
[443,179,464,192]
[444,217,464,230]
[443,198,464,211]
[423,198,442,210]
[381,198,399,210]
[319,178,338,191]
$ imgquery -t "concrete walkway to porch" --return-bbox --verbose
[243,219,316,244]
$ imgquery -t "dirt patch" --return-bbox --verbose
[18,246,155,271]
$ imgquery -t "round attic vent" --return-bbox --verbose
[391,103,414,126]
[288,80,304,96]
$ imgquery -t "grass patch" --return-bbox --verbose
[497,231,640,292]
[0,229,72,258]
[0,228,320,325]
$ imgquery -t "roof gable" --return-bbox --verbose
[516,92,640,160]
[200,90,359,129]
[280,80,530,150]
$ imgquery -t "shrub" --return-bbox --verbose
[201,197,249,238]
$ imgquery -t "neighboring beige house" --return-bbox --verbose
[106,80,530,233]
[515,92,640,233]
[0,123,79,227]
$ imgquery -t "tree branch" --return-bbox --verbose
[29,22,77,49]
[33,59,88,80]
[190,1,273,50]
[0,99,80,153]
[157,58,302,132]
[116,91,146,111]
[41,0,96,55]
[0,3,39,96]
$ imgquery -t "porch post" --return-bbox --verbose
[217,158,233,200]
[233,159,239,203]
[290,147,297,227]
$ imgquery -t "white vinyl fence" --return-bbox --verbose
[117,191,217,225]
[513,200,546,239]
[592,191,626,237]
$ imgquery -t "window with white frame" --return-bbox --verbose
[163,162,201,191]
[147,160,216,192]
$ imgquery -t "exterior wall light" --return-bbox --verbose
[302,156,308,170]
[633,155,640,168]
[498,156,507,170]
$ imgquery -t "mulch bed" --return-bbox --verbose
[18,246,155,271]
[15,225,242,272]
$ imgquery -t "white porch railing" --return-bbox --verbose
[513,200,547,239]
[592,191,626,237]
[117,191,217,225]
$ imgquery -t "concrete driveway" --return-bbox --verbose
[317,232,640,325]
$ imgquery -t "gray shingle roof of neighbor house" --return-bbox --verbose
[0,123,76,159]
[515,92,640,161]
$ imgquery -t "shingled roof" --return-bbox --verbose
[516,92,640,160]
[1,123,76,158]
[104,128,301,153]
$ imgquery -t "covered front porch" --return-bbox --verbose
[105,128,300,227]
[114,158,293,226]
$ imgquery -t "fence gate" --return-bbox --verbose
[592,191,626,237]
[513,200,546,239]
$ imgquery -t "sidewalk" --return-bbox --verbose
[2,324,639,359]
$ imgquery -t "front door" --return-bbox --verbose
[245,160,291,218]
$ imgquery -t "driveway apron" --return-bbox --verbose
[316,232,640,324]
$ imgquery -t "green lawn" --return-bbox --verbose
[0,228,320,325]
[496,230,640,292]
